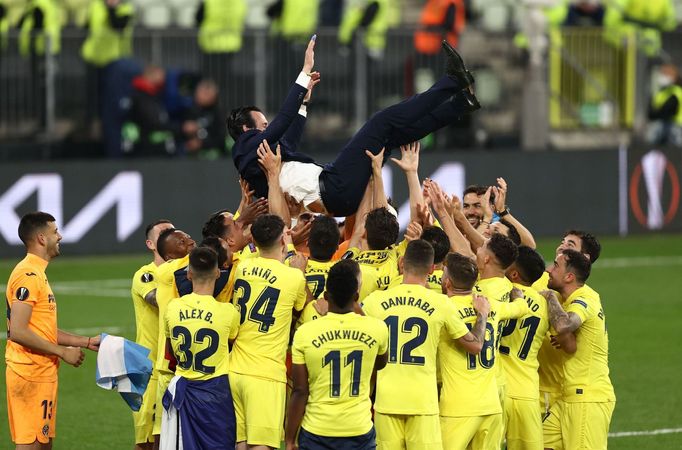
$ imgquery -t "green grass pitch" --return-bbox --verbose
[1,234,681,449]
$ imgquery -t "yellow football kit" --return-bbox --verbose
[390,268,444,294]
[292,312,388,437]
[229,256,307,448]
[164,293,240,380]
[543,285,616,450]
[152,255,188,435]
[439,293,529,450]
[345,246,400,291]
[363,283,470,450]
[130,262,161,444]
[498,284,549,450]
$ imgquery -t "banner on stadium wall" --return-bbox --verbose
[625,145,682,233]
[0,150,620,256]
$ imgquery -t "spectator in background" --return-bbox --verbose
[604,0,676,57]
[647,64,682,147]
[196,0,246,100]
[81,0,135,134]
[414,0,466,55]
[319,0,343,26]
[565,0,605,27]
[182,79,228,159]
[126,65,183,157]
[268,0,320,43]
[0,1,8,52]
[339,0,390,59]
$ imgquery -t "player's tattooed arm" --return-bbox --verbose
[458,294,490,354]
[543,290,582,334]
[143,289,158,307]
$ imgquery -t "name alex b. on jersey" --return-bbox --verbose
[175,308,215,323]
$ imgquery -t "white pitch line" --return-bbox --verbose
[597,256,682,269]
[0,326,128,340]
[609,427,682,438]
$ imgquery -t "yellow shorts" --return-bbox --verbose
[504,397,543,450]
[539,390,561,420]
[133,374,158,444]
[542,400,615,450]
[374,412,442,450]
[440,414,501,450]
[498,383,507,447]
[6,367,57,444]
[152,372,174,436]
[230,372,286,448]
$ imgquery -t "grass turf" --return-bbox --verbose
[1,234,681,449]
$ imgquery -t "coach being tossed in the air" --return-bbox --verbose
[229,35,479,217]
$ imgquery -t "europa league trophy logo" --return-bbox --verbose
[630,150,680,230]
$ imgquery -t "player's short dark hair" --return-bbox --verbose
[199,236,228,268]
[308,215,340,261]
[487,233,518,270]
[514,246,546,284]
[251,214,284,249]
[365,207,399,250]
[444,252,479,290]
[421,226,450,264]
[326,259,360,309]
[463,185,488,197]
[145,219,172,240]
[403,239,435,275]
[564,229,601,263]
[18,211,56,245]
[156,227,178,261]
[499,219,521,246]
[227,106,262,140]
[202,209,230,240]
[562,249,591,284]
[189,246,218,278]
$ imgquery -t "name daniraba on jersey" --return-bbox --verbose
[379,296,436,316]
[311,329,379,349]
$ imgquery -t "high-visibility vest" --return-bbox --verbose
[339,0,390,52]
[0,0,8,51]
[198,0,246,53]
[414,0,465,55]
[604,0,676,56]
[81,0,134,67]
[272,0,319,42]
[19,0,60,56]
[653,84,682,125]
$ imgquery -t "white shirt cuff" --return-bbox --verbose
[295,71,311,89]
[298,107,307,117]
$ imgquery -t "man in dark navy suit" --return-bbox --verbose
[228,36,479,217]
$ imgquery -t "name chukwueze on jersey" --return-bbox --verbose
[312,329,378,349]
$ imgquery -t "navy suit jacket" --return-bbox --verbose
[231,81,317,199]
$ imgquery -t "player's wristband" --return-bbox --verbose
[86,337,91,348]
[497,207,510,217]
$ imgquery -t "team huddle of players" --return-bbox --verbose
[130,144,615,450]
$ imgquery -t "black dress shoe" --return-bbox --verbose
[442,40,475,88]
[454,90,481,113]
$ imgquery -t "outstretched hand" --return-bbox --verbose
[305,71,321,101]
[302,34,316,73]
[365,148,385,175]
[391,141,420,173]
[257,140,282,177]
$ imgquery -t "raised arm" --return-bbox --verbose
[391,142,423,223]
[456,294,490,354]
[366,148,388,209]
[425,180,474,258]
[348,181,374,250]
[542,290,583,336]
[450,194,486,252]
[493,178,536,249]
[257,140,290,224]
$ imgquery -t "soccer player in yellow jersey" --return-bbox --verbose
[151,228,196,439]
[230,214,308,450]
[532,230,602,416]
[390,226,450,293]
[286,259,389,450]
[363,240,489,450]
[499,246,550,450]
[163,246,241,448]
[439,252,529,450]
[542,250,615,450]
[130,219,173,449]
[344,207,400,290]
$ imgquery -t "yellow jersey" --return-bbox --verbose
[230,256,307,383]
[563,286,615,403]
[131,262,160,362]
[439,294,530,417]
[531,271,550,293]
[292,312,388,437]
[475,276,513,386]
[363,283,469,415]
[345,246,399,291]
[498,283,550,401]
[389,269,443,293]
[164,293,240,381]
[537,283,600,394]
[154,256,188,374]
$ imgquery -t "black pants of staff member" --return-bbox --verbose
[319,75,467,217]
